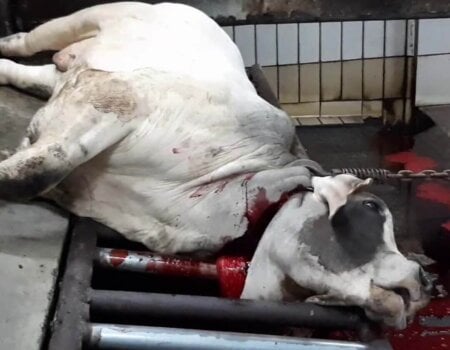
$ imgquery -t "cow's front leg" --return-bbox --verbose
[247,166,313,201]
[0,78,137,201]
[0,143,76,200]
[0,59,58,98]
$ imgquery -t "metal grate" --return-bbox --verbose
[46,217,390,350]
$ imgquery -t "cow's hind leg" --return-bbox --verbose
[0,14,99,57]
[0,59,58,98]
[0,69,136,201]
[0,2,143,57]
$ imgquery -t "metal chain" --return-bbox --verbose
[331,168,450,181]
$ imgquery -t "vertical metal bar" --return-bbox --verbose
[361,20,366,117]
[401,19,408,126]
[319,22,323,117]
[381,20,387,124]
[297,23,301,104]
[88,324,393,350]
[339,21,344,101]
[48,218,98,350]
[409,18,420,128]
[248,64,281,108]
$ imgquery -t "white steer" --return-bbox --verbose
[0,2,431,329]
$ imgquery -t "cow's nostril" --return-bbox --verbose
[419,268,434,294]
[392,287,411,308]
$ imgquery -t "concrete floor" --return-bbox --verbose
[0,87,69,350]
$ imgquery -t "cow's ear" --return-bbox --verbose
[312,175,372,218]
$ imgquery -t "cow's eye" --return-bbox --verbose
[363,200,379,211]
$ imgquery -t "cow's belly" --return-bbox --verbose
[47,161,314,254]
[46,163,253,253]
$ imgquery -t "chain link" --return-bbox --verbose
[388,169,450,180]
[331,168,450,181]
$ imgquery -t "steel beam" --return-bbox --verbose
[90,289,370,331]
[88,323,392,350]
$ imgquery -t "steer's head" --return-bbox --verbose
[243,174,433,329]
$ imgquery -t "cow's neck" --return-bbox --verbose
[218,184,308,259]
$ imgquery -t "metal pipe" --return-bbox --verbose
[90,290,368,330]
[248,64,280,108]
[88,323,391,350]
[95,248,218,279]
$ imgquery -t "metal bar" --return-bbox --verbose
[90,289,368,330]
[95,248,218,279]
[248,64,280,108]
[48,218,98,350]
[88,323,392,350]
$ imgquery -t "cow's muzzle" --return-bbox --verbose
[368,267,433,329]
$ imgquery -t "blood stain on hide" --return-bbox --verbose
[189,183,215,198]
[189,173,255,198]
[108,249,128,268]
[220,187,301,258]
[246,187,271,225]
[246,187,294,226]
[214,180,229,193]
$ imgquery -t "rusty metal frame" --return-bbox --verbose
[47,218,97,350]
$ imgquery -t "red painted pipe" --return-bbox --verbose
[96,248,248,298]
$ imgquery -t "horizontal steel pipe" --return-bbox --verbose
[95,248,218,279]
[90,290,368,330]
[88,323,391,350]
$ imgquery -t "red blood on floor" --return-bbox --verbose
[442,221,450,233]
[384,151,438,172]
[386,263,450,350]
[387,299,450,350]
[416,183,450,209]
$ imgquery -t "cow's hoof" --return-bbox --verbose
[0,33,27,57]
